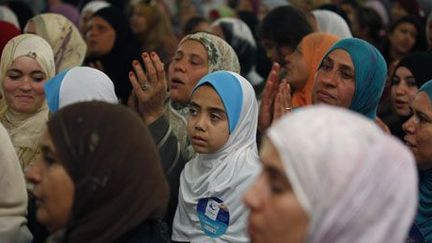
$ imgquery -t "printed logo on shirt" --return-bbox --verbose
[197,197,230,238]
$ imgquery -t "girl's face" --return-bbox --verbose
[3,56,48,114]
[403,92,432,169]
[86,16,116,57]
[187,85,229,154]
[391,66,418,116]
[389,22,417,55]
[25,130,75,232]
[243,138,309,243]
[168,40,209,104]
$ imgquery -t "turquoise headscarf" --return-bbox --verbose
[323,38,387,119]
[415,80,432,240]
[191,71,243,133]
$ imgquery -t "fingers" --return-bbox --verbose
[142,52,158,84]
[273,80,292,121]
[129,71,144,95]
[150,52,168,91]
[132,58,148,86]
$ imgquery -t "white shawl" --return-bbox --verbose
[268,105,418,243]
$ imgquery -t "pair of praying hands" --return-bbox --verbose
[258,63,293,132]
[128,52,168,125]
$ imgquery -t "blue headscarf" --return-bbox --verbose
[191,71,243,133]
[415,80,432,241]
[323,38,387,119]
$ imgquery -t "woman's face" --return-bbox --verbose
[244,139,309,243]
[129,4,148,34]
[389,22,417,55]
[283,44,310,90]
[3,56,47,114]
[86,16,116,57]
[25,130,75,232]
[312,49,356,108]
[168,39,209,104]
[403,92,432,169]
[391,66,418,116]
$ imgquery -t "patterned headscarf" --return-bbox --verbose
[321,38,387,119]
[178,32,240,74]
[268,105,418,243]
[25,13,87,73]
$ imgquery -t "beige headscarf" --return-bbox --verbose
[0,123,32,243]
[0,34,55,170]
[25,13,87,73]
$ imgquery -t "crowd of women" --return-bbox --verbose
[1,0,432,242]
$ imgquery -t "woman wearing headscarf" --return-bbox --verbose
[44,66,118,113]
[85,6,140,104]
[25,101,170,242]
[403,80,432,241]
[24,13,87,73]
[380,52,432,140]
[259,38,388,132]
[0,123,32,243]
[0,34,55,170]
[282,32,339,107]
[0,5,20,30]
[311,9,353,39]
[79,0,111,35]
[128,32,240,228]
[245,105,418,243]
[211,17,264,92]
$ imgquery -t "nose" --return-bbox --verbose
[193,113,206,132]
[25,163,42,186]
[394,82,406,96]
[243,174,265,210]
[172,58,186,73]
[19,77,32,92]
[316,69,337,88]
[402,115,416,134]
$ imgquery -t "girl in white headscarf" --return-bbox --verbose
[172,71,260,242]
[244,105,418,243]
[0,34,55,170]
[0,123,32,243]
[44,66,118,113]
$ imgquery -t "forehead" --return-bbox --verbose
[395,66,413,76]
[178,39,207,56]
[260,138,285,171]
[89,16,111,26]
[325,49,354,68]
[9,56,43,71]
[191,85,220,102]
[413,92,432,113]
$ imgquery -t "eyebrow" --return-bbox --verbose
[263,164,290,183]
[8,68,45,75]
[190,101,225,114]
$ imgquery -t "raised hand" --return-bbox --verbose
[128,51,168,124]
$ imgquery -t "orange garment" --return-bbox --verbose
[292,33,340,107]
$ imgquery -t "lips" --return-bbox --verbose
[394,99,408,110]
[315,90,336,103]
[170,77,184,90]
[15,95,34,101]
[404,136,417,149]
[190,135,207,147]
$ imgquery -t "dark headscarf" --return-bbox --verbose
[85,7,140,104]
[47,101,169,242]
[0,21,20,54]
[395,52,432,87]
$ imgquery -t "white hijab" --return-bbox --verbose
[268,105,418,243]
[0,123,32,243]
[172,71,260,242]
[312,10,352,39]
[44,66,118,112]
